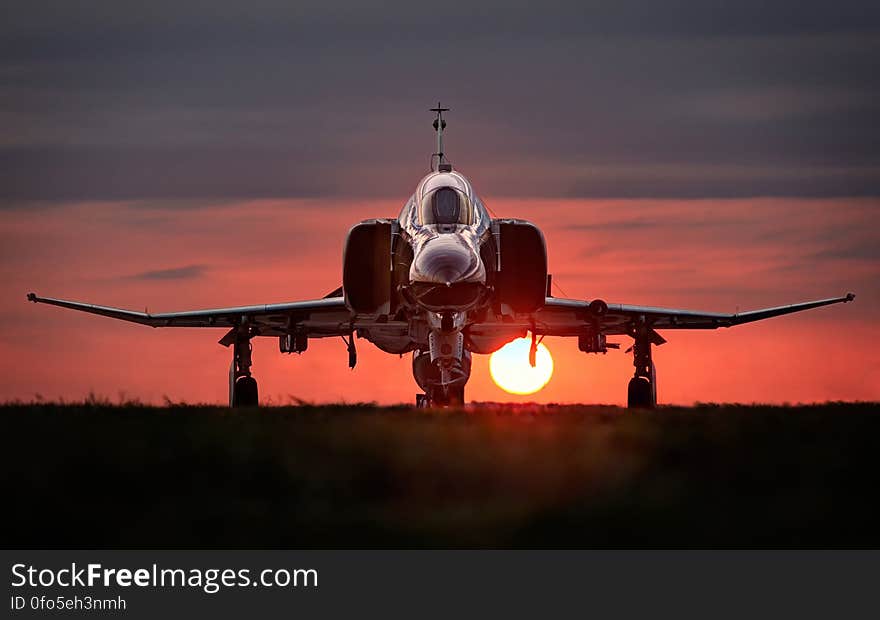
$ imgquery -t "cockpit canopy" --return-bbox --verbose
[419,187,474,225]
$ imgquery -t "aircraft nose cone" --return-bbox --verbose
[411,235,484,285]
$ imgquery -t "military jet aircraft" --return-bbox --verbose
[27,106,856,408]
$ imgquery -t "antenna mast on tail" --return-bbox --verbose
[430,103,452,172]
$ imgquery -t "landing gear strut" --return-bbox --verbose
[627,325,658,409]
[229,330,258,408]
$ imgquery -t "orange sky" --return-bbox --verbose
[1,196,877,405]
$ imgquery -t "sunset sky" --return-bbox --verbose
[1,1,878,404]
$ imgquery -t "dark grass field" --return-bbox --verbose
[3,401,879,548]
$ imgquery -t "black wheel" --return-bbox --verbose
[233,376,259,408]
[429,388,449,407]
[425,386,465,408]
[447,385,465,407]
[627,377,654,409]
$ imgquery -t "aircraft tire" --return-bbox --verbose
[447,385,465,407]
[426,385,465,408]
[233,376,259,408]
[627,377,654,409]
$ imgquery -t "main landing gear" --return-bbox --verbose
[627,323,662,409]
[228,330,258,408]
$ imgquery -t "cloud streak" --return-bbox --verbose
[129,264,207,281]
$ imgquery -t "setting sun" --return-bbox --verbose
[489,336,554,395]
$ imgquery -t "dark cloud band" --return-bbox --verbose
[1,1,878,202]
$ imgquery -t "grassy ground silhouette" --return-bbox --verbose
[3,401,879,548]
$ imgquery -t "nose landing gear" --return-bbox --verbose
[412,345,470,408]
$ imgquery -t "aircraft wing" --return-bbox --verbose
[529,292,856,337]
[25,291,375,340]
[28,289,856,345]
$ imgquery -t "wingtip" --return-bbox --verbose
[845,292,856,302]
[26,292,37,302]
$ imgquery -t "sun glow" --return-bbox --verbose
[489,336,554,395]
